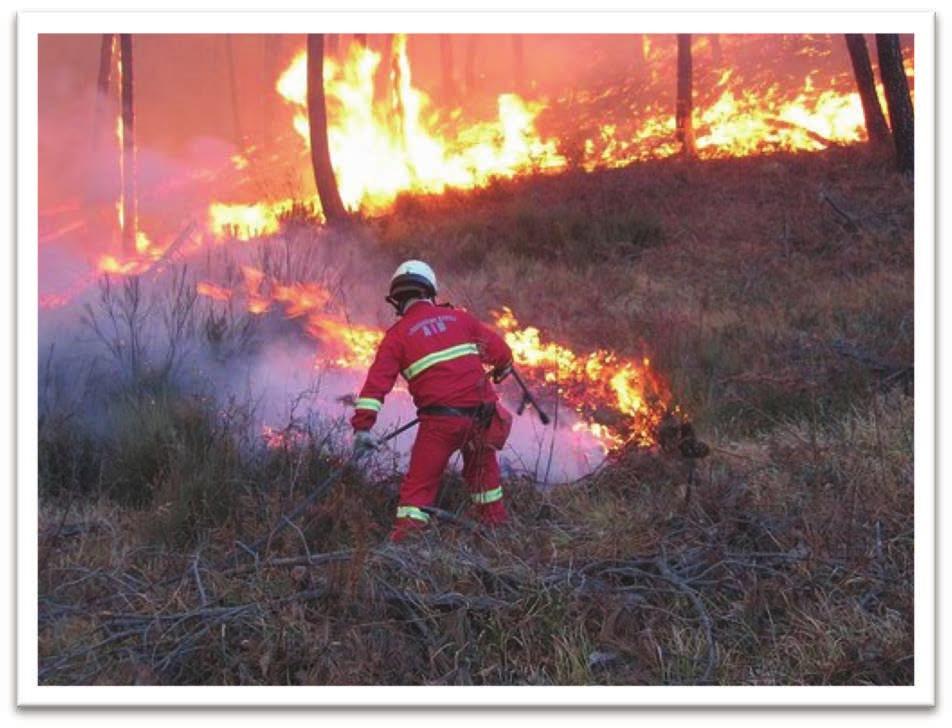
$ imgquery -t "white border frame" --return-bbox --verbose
[17,9,935,708]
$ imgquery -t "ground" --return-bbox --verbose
[37,144,914,686]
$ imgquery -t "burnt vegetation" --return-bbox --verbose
[38,143,913,686]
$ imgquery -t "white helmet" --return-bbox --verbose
[388,260,438,302]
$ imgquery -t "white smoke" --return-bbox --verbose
[39,217,606,486]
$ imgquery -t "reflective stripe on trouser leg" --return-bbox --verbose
[461,430,507,524]
[395,505,430,523]
[471,486,503,504]
[394,417,469,536]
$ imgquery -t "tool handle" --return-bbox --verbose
[510,368,551,425]
[378,417,420,444]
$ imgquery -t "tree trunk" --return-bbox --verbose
[325,33,339,58]
[439,34,455,101]
[465,36,478,93]
[676,34,696,158]
[843,34,891,148]
[353,33,367,48]
[391,35,407,146]
[225,35,244,147]
[89,34,114,204]
[306,34,348,223]
[513,35,526,93]
[875,34,915,173]
[96,34,113,97]
[119,34,136,252]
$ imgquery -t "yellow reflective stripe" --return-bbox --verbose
[402,343,479,380]
[471,487,503,505]
[354,397,382,412]
[396,505,430,523]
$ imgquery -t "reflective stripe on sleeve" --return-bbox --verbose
[354,397,382,412]
[470,487,503,505]
[402,343,480,380]
[396,505,431,523]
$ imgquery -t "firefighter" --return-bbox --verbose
[351,260,514,542]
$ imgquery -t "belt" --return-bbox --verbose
[418,403,494,419]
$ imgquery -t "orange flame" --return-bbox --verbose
[196,266,385,369]
[261,424,308,450]
[195,280,232,302]
[196,268,673,449]
[208,36,566,235]
[492,306,673,448]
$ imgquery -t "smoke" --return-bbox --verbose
[39,220,607,485]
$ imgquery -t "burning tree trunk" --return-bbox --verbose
[439,34,455,101]
[875,34,915,173]
[225,35,244,147]
[353,33,367,48]
[513,35,526,93]
[306,34,348,223]
[89,34,114,189]
[676,34,696,158]
[843,34,891,149]
[325,34,339,57]
[119,34,136,253]
[391,35,408,152]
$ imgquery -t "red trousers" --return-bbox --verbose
[392,414,507,541]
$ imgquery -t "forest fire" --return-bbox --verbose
[209,35,891,232]
[578,72,870,167]
[197,265,385,369]
[195,270,674,450]
[38,34,915,289]
[39,32,915,451]
[208,36,566,235]
[32,26,921,690]
[492,307,673,448]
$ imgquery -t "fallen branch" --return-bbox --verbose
[654,555,717,684]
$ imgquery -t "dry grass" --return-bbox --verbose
[37,145,914,685]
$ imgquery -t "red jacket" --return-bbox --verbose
[351,300,513,431]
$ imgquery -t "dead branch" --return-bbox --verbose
[654,555,717,684]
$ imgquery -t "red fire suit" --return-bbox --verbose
[351,300,513,541]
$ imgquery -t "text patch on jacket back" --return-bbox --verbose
[408,314,458,338]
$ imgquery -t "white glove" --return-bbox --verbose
[353,430,379,455]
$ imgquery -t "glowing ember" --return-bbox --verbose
[261,424,308,450]
[39,293,71,310]
[97,254,149,276]
[195,280,232,302]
